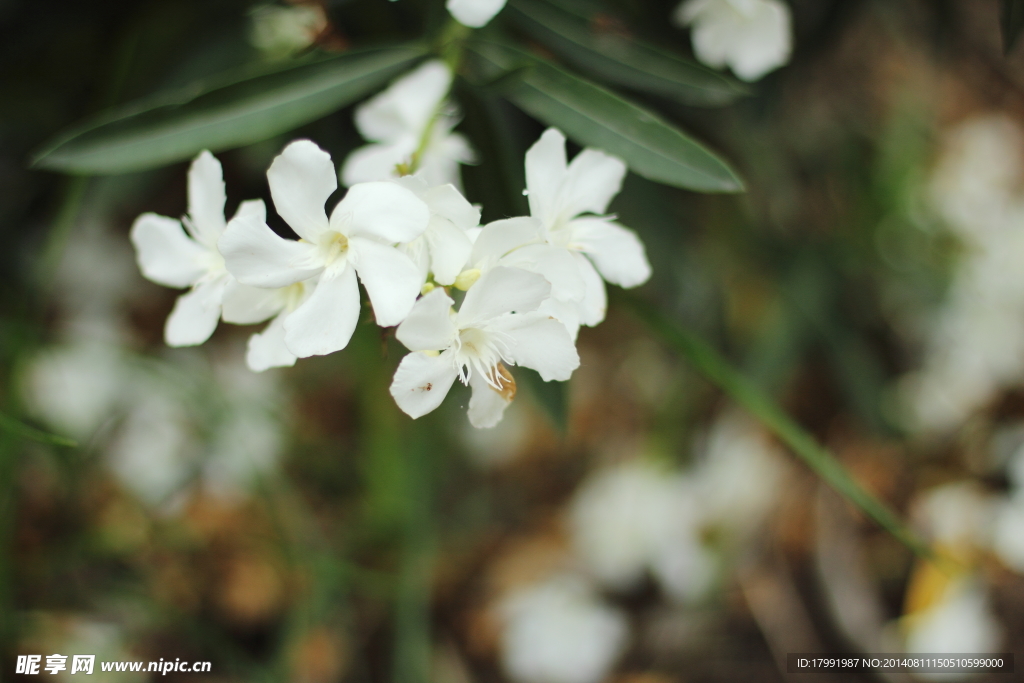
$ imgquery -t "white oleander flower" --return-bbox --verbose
[498,574,628,683]
[673,0,792,82]
[219,139,430,359]
[220,276,319,372]
[341,60,475,188]
[248,3,327,59]
[523,128,652,336]
[446,0,507,29]
[393,176,478,287]
[458,215,585,326]
[131,151,265,347]
[389,267,579,428]
[107,387,199,507]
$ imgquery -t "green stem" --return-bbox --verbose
[620,291,931,560]
[0,411,76,448]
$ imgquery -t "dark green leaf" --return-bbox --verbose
[0,412,76,448]
[1003,0,1024,54]
[467,40,743,192]
[507,0,748,106]
[32,45,428,174]
[518,369,569,433]
[619,291,930,559]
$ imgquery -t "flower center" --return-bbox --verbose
[453,326,513,388]
[319,231,349,266]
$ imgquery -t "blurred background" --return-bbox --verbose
[5,0,1024,681]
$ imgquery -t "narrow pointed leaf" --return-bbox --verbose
[0,412,76,448]
[620,291,930,559]
[32,45,427,175]
[468,40,743,193]
[507,0,749,106]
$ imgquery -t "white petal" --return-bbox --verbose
[537,297,581,342]
[575,251,607,327]
[559,149,627,219]
[424,183,481,232]
[218,213,321,288]
[427,216,474,285]
[570,218,652,288]
[267,139,336,241]
[332,181,430,244]
[469,217,544,269]
[350,237,423,327]
[525,128,568,226]
[247,313,297,372]
[389,350,460,418]
[493,312,580,381]
[354,61,453,142]
[396,288,457,351]
[459,266,551,326]
[232,198,267,222]
[340,140,414,186]
[501,243,586,303]
[187,150,227,246]
[446,0,507,28]
[728,1,791,81]
[283,265,360,357]
[130,213,207,288]
[468,370,512,428]
[221,279,285,324]
[401,235,431,284]
[165,276,228,346]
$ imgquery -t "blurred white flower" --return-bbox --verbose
[696,411,786,535]
[902,115,1024,432]
[341,60,475,188]
[992,495,1024,573]
[911,482,995,553]
[903,578,1002,670]
[446,0,507,29]
[131,151,265,347]
[203,408,283,499]
[522,128,651,337]
[568,460,715,602]
[390,267,579,428]
[673,0,792,82]
[498,574,628,683]
[202,355,287,499]
[21,342,126,439]
[248,3,327,59]
[393,175,479,287]
[219,139,429,358]
[107,388,199,507]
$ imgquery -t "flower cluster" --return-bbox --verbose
[130,73,651,428]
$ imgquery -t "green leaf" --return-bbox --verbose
[32,44,428,175]
[0,412,76,448]
[619,291,930,559]
[1003,0,1024,54]
[467,40,743,193]
[507,0,748,106]
[518,368,569,433]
